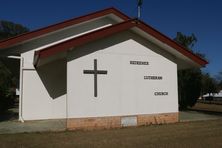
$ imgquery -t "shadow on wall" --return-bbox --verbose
[36,58,66,99]
[35,30,176,99]
[67,30,176,64]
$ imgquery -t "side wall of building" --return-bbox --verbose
[20,18,115,120]
[21,55,67,120]
[67,31,178,129]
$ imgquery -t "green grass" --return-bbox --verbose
[0,120,222,148]
[190,102,222,113]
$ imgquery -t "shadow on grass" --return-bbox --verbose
[0,104,18,122]
[0,110,18,122]
[180,106,222,117]
[187,108,222,116]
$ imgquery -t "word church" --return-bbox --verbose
[0,8,207,130]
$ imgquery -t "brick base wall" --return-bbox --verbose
[67,112,178,130]
[137,112,178,126]
[67,116,121,130]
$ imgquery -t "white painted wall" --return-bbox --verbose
[20,17,117,120]
[20,20,178,120]
[67,31,178,118]
[22,59,67,120]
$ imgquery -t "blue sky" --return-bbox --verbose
[1,0,221,77]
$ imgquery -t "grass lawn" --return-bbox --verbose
[191,102,222,113]
[0,120,222,148]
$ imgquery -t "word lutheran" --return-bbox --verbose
[83,59,108,97]
[130,60,149,65]
[144,76,163,80]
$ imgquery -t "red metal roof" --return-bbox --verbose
[33,19,137,66]
[137,20,208,67]
[0,7,208,67]
[33,19,208,67]
[0,7,130,49]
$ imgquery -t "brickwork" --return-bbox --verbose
[67,116,121,130]
[137,112,178,126]
[67,112,178,130]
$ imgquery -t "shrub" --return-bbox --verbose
[0,86,15,114]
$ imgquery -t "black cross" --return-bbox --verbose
[83,59,108,97]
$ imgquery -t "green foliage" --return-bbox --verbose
[218,81,222,90]
[216,71,222,90]
[174,32,208,61]
[0,86,15,113]
[174,32,197,50]
[0,61,13,87]
[178,68,202,109]
[175,32,203,109]
[175,32,220,108]
[0,20,29,113]
[0,20,29,40]
[201,73,218,94]
[0,57,16,114]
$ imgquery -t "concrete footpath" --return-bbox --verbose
[180,110,222,122]
[0,111,222,134]
[0,119,66,134]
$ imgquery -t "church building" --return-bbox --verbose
[0,8,207,130]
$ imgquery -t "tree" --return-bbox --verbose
[174,32,203,109]
[175,32,197,50]
[216,71,222,90]
[201,73,218,99]
[0,61,16,113]
[178,68,202,109]
[218,81,222,90]
[0,20,29,40]
[0,20,29,113]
